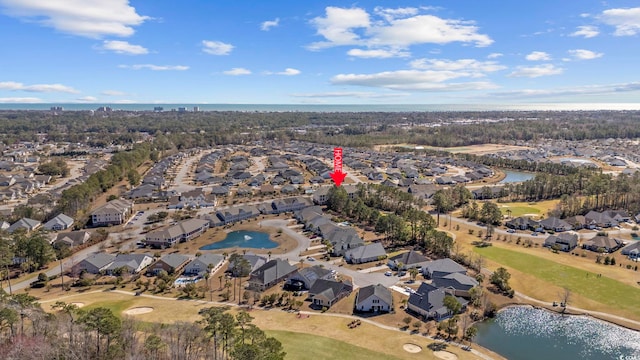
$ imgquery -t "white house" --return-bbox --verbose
[91,199,134,226]
[43,214,75,231]
[355,284,393,313]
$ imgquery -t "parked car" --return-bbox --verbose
[507,229,516,233]
[384,271,392,276]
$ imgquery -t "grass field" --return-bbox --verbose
[474,246,640,319]
[497,200,558,218]
[499,206,540,217]
[265,330,405,360]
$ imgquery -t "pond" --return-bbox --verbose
[499,170,535,183]
[199,230,278,250]
[474,306,640,360]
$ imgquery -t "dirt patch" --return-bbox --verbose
[123,307,154,315]
[70,302,85,308]
[403,343,422,353]
[433,350,458,360]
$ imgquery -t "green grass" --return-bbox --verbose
[265,330,404,360]
[84,299,135,316]
[499,205,540,217]
[474,246,640,318]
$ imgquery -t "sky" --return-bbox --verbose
[1,0,640,105]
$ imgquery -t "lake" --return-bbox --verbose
[199,230,278,250]
[500,170,535,183]
[475,306,640,360]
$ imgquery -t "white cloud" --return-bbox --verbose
[487,53,503,59]
[0,0,148,38]
[525,51,551,61]
[0,81,78,93]
[101,90,125,96]
[261,18,279,31]
[76,96,97,102]
[373,6,418,22]
[119,64,189,71]
[223,68,251,76]
[0,97,42,103]
[331,69,497,91]
[570,25,599,38]
[489,81,640,98]
[508,64,563,78]
[308,6,492,53]
[600,7,640,36]
[102,40,148,55]
[568,49,603,60]
[347,48,410,58]
[291,91,409,98]
[277,68,300,76]
[410,58,506,74]
[202,40,234,55]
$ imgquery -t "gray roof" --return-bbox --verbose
[82,253,116,269]
[43,213,74,230]
[158,253,190,269]
[249,259,297,285]
[423,258,466,275]
[408,282,467,314]
[356,284,393,306]
[8,218,41,233]
[432,273,478,290]
[389,250,427,265]
[309,279,353,301]
[345,243,386,261]
[292,265,332,287]
[190,253,224,267]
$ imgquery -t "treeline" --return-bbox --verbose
[56,143,152,217]
[3,110,640,149]
[0,294,284,360]
[326,184,454,257]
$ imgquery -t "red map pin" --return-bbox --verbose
[330,147,347,187]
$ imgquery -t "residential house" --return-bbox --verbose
[105,253,154,275]
[539,217,573,232]
[344,243,386,264]
[322,226,364,256]
[621,242,640,260]
[73,253,116,274]
[582,235,623,253]
[271,197,313,214]
[544,232,579,252]
[214,205,260,226]
[8,218,41,234]
[184,253,225,276]
[355,284,393,313]
[53,231,91,248]
[431,273,479,298]
[228,254,267,276]
[169,188,217,209]
[564,215,586,230]
[387,250,429,271]
[407,282,468,321]
[0,221,9,231]
[605,210,630,223]
[43,213,74,231]
[91,199,134,226]
[505,217,541,231]
[148,253,191,275]
[422,258,466,279]
[286,265,333,290]
[308,279,353,308]
[584,211,616,228]
[248,259,297,291]
[144,218,210,248]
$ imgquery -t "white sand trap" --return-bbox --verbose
[433,350,458,360]
[123,307,154,315]
[403,343,422,353]
[70,302,85,308]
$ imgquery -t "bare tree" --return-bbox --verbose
[560,287,571,313]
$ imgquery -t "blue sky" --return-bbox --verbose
[1,0,640,104]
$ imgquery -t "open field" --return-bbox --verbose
[473,246,640,320]
[265,330,405,360]
[496,200,558,218]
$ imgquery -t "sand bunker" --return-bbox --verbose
[403,343,422,353]
[70,302,85,308]
[433,350,458,360]
[123,307,154,315]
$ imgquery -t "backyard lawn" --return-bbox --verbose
[474,246,640,319]
[497,200,558,218]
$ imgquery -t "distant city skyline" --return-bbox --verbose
[1,1,640,104]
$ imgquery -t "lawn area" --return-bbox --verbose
[265,330,404,360]
[497,200,558,218]
[474,246,640,319]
